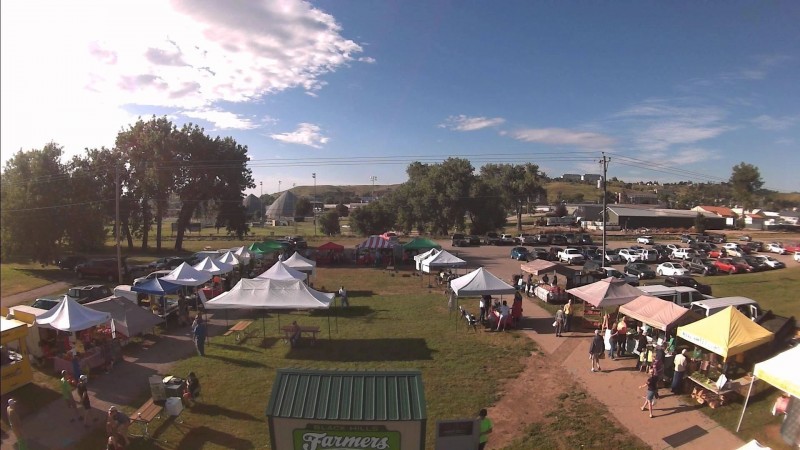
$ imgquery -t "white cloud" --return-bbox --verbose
[673,148,721,165]
[440,115,505,131]
[751,114,799,131]
[270,123,329,148]
[510,128,616,149]
[1,0,362,161]
[181,109,259,130]
[358,56,376,63]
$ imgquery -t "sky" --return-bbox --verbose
[2,0,799,195]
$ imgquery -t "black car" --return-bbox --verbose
[533,234,551,244]
[466,235,482,246]
[743,255,768,272]
[285,235,308,250]
[686,257,719,276]
[31,297,61,310]
[530,247,550,260]
[624,262,656,279]
[579,233,594,245]
[56,255,87,271]
[550,235,568,246]
[663,275,712,296]
[67,285,113,304]
[148,256,189,270]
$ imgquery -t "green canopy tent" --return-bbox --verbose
[402,237,442,251]
[249,241,285,254]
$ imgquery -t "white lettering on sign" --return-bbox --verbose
[301,432,390,450]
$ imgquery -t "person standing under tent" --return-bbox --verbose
[496,301,510,332]
[563,299,574,332]
[671,349,689,394]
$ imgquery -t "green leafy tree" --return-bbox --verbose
[466,178,507,235]
[348,202,396,236]
[694,213,707,234]
[479,163,547,232]
[1,143,69,263]
[295,197,313,217]
[319,210,341,235]
[335,203,349,217]
[729,162,763,210]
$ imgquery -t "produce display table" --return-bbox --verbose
[533,285,567,303]
[52,347,106,375]
[688,374,739,408]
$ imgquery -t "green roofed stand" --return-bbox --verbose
[402,238,442,251]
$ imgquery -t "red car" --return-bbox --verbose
[708,249,727,259]
[784,242,800,253]
[714,258,752,275]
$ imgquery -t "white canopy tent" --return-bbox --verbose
[420,250,467,274]
[193,257,234,276]
[161,262,213,287]
[233,246,253,264]
[283,252,317,276]
[86,296,163,337]
[35,296,112,332]
[414,248,439,271]
[450,267,516,297]
[737,345,800,432]
[256,261,307,281]
[216,251,240,266]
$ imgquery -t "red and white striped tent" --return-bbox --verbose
[356,236,396,249]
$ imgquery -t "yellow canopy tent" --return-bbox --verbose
[676,306,774,359]
[736,346,800,432]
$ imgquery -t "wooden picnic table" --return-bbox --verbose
[223,320,254,343]
[129,398,163,440]
[281,325,321,345]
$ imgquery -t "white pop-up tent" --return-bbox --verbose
[193,256,234,276]
[205,278,333,338]
[414,248,439,271]
[256,261,307,281]
[450,267,516,297]
[36,296,112,332]
[86,296,162,337]
[216,251,240,266]
[161,262,213,286]
[233,246,253,264]
[420,250,466,274]
[736,345,800,432]
[283,252,317,276]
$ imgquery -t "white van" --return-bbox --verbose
[690,297,762,319]
[637,285,706,308]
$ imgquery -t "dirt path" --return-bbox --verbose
[0,282,71,308]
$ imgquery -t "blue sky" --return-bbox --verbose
[2,1,798,194]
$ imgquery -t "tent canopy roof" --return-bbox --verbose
[35,296,111,332]
[402,237,442,251]
[131,277,183,295]
[619,295,700,332]
[450,267,516,296]
[520,260,576,276]
[283,252,317,275]
[256,261,306,281]
[676,306,774,358]
[566,277,642,308]
[357,236,397,249]
[420,250,466,272]
[161,262,213,286]
[86,297,162,337]
[216,251,240,266]
[193,256,234,275]
[204,278,333,310]
[317,242,345,251]
[753,346,800,398]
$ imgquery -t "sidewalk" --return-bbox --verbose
[1,310,237,450]
[519,297,744,450]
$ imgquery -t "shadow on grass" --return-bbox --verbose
[311,306,375,318]
[257,337,282,349]
[190,403,261,422]
[2,382,61,419]
[211,343,262,353]
[91,361,160,406]
[205,354,270,368]
[172,425,255,449]
[12,267,79,284]
[285,338,434,361]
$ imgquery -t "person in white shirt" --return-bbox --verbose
[338,286,348,307]
[496,301,510,331]
[671,349,689,394]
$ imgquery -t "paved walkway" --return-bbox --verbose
[517,296,745,450]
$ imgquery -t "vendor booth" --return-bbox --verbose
[283,252,317,277]
[450,268,519,329]
[35,296,114,376]
[676,307,774,409]
[86,296,163,338]
[1,316,33,395]
[737,346,800,446]
[356,236,399,266]
[131,277,184,322]
[256,261,307,281]
[4,305,48,362]
[266,369,427,450]
[316,241,345,265]
[420,250,466,274]
[566,277,643,328]
[619,295,701,335]
[414,248,438,271]
[216,251,240,267]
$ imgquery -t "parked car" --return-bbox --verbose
[636,235,654,245]
[66,285,113,304]
[744,241,764,252]
[466,235,481,246]
[532,234,551,244]
[285,235,309,249]
[601,267,640,286]
[624,262,656,279]
[680,234,697,244]
[550,234,568,246]
[686,257,719,276]
[530,247,550,260]
[510,247,531,261]
[617,248,641,263]
[579,234,594,245]
[795,251,800,263]
[75,259,126,282]
[515,234,537,245]
[739,235,752,242]
[603,249,622,264]
[557,248,585,265]
[731,257,757,273]
[451,233,469,247]
[671,248,697,260]
[714,257,753,274]
[31,297,61,310]
[133,270,173,286]
[723,243,748,256]
[483,232,501,245]
[766,243,787,255]
[380,231,399,242]
[148,256,189,270]
[656,262,690,276]
[56,255,88,271]
[751,255,784,270]
[635,249,660,263]
[663,275,712,295]
[666,244,682,253]
[498,234,516,246]
[784,242,800,253]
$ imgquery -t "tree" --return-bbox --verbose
[295,198,313,217]
[479,163,547,232]
[319,210,341,235]
[729,162,763,210]
[335,203,349,217]
[694,213,707,234]
[552,203,568,217]
[1,144,69,263]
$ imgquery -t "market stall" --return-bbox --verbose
[355,236,398,266]
[419,250,466,274]
[676,307,774,408]
[35,296,114,376]
[130,277,183,321]
[315,241,345,265]
[256,261,307,281]
[619,295,701,335]
[4,305,48,361]
[566,277,643,328]
[1,316,33,395]
[86,297,163,338]
[450,268,518,329]
[414,248,439,271]
[283,251,317,277]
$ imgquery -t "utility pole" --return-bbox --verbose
[278,180,282,194]
[370,175,377,201]
[600,152,610,264]
[312,173,317,237]
[115,163,122,284]
[259,181,263,224]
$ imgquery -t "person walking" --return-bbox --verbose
[338,286,349,308]
[671,349,689,394]
[616,317,628,357]
[192,315,207,356]
[59,370,80,422]
[552,273,558,287]
[106,406,131,447]
[640,367,659,418]
[77,375,92,427]
[554,307,565,337]
[478,408,493,450]
[563,299,573,332]
[589,329,604,372]
[6,399,27,450]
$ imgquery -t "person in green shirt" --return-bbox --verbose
[59,370,79,422]
[478,408,492,450]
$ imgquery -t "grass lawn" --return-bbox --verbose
[71,267,646,449]
[0,262,77,296]
[702,266,800,318]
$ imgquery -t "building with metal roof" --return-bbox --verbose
[607,206,725,230]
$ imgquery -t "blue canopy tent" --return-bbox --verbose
[131,278,183,295]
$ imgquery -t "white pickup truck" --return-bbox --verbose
[557,248,585,265]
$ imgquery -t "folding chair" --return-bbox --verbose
[465,313,478,332]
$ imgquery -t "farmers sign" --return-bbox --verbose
[293,425,400,450]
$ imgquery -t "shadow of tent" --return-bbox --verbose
[285,338,435,362]
[168,423,256,449]
[525,316,560,334]
[258,337,282,348]
[309,305,375,318]
[205,354,271,369]
[90,361,160,405]
[211,342,263,353]
[189,403,262,422]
